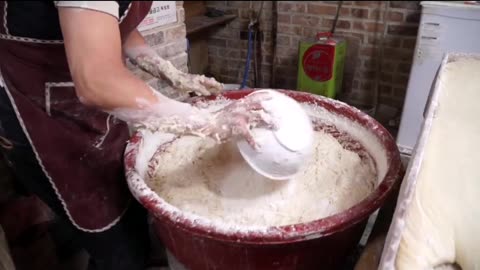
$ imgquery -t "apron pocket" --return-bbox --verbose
[44,82,112,146]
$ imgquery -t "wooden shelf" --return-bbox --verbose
[185,15,237,36]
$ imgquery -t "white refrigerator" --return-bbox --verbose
[396,1,480,155]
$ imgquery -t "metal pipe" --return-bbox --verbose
[270,1,278,88]
[331,1,344,35]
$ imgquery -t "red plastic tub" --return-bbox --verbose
[124,90,402,270]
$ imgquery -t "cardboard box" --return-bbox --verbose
[137,1,177,32]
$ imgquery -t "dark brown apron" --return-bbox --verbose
[0,1,152,232]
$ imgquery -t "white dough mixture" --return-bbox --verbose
[147,120,377,227]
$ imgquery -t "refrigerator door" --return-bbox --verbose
[396,1,480,155]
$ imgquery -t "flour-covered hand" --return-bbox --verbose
[126,45,223,96]
[172,73,223,96]
[200,92,276,148]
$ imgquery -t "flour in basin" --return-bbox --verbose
[146,118,377,227]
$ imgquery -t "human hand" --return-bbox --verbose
[199,92,276,148]
[126,45,223,96]
[123,94,274,149]
[172,73,224,96]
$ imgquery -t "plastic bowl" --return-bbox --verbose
[236,89,314,180]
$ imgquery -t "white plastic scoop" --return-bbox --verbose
[236,90,314,180]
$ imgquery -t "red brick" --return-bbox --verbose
[388,11,404,22]
[393,87,407,97]
[303,27,320,37]
[177,7,185,23]
[278,2,306,13]
[352,79,360,89]
[277,35,290,46]
[261,63,272,71]
[217,48,227,57]
[353,21,384,32]
[405,12,421,23]
[307,3,338,15]
[351,8,369,18]
[336,32,365,43]
[367,36,378,45]
[402,38,417,49]
[384,37,402,47]
[212,28,237,39]
[379,84,393,95]
[208,64,223,74]
[308,3,350,16]
[275,46,296,59]
[363,59,376,68]
[381,61,396,70]
[292,14,321,26]
[323,19,351,30]
[226,49,241,59]
[239,9,252,20]
[276,66,297,79]
[387,24,418,36]
[208,38,226,47]
[380,72,393,82]
[351,90,375,103]
[355,1,383,8]
[261,44,273,54]
[321,1,343,5]
[323,1,355,5]
[263,33,272,43]
[227,1,251,8]
[227,69,240,78]
[262,55,272,63]
[355,57,364,67]
[356,70,376,79]
[228,19,249,30]
[361,80,374,90]
[389,1,420,10]
[277,57,297,66]
[208,47,218,56]
[206,1,226,8]
[227,40,243,49]
[291,36,302,47]
[143,30,165,47]
[393,74,409,84]
[277,24,303,35]
[341,77,353,90]
[360,46,375,56]
[397,63,412,74]
[369,9,381,20]
[224,8,241,16]
[339,7,351,16]
[379,95,404,108]
[277,13,291,24]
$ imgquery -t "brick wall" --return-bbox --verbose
[206,1,421,118]
[129,1,190,101]
[206,1,275,88]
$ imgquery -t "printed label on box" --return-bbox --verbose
[138,1,177,32]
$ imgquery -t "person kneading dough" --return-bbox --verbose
[0,1,273,269]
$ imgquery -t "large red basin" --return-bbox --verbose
[124,89,402,270]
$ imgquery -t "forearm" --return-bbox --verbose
[74,61,207,129]
[123,30,183,86]
[58,7,214,135]
[76,61,156,110]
